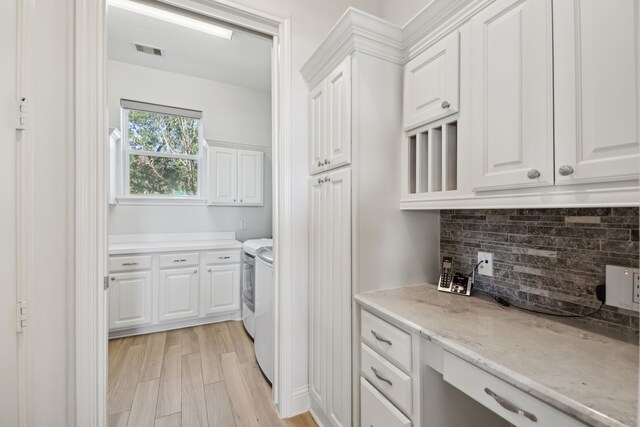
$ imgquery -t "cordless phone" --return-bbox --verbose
[437,256,453,291]
[437,257,473,296]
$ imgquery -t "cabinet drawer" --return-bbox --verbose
[360,377,411,427]
[361,343,412,416]
[159,253,199,268]
[443,352,586,427]
[361,310,411,372]
[205,250,241,265]
[109,255,152,272]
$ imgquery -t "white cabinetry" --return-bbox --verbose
[309,56,351,175]
[208,145,264,206]
[202,264,241,315]
[553,0,639,185]
[403,31,460,130]
[108,235,243,337]
[309,168,351,427]
[469,0,554,191]
[302,10,440,426]
[109,271,152,330]
[401,0,639,209]
[158,267,199,322]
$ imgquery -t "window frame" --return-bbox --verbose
[118,100,207,204]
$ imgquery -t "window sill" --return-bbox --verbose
[115,197,208,206]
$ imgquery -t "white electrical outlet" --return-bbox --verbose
[240,219,247,230]
[477,252,493,277]
[605,265,640,310]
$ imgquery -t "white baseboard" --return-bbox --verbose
[108,311,241,338]
[309,400,332,427]
[290,385,310,416]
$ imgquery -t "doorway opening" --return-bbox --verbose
[89,0,299,425]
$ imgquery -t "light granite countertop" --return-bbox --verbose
[354,283,638,427]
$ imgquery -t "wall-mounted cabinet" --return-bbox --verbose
[403,31,459,131]
[208,145,264,206]
[400,0,639,209]
[309,56,352,175]
[469,0,555,192]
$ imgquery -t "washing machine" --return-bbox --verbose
[242,238,272,338]
[254,246,274,383]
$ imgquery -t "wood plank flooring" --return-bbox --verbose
[108,321,318,427]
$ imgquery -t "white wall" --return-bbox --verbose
[107,60,273,241]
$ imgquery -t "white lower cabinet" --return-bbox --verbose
[108,246,242,335]
[309,167,351,426]
[109,271,152,330]
[202,264,241,315]
[158,267,199,322]
[360,378,411,427]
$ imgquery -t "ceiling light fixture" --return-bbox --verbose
[109,0,233,40]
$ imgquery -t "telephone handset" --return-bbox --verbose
[437,256,453,291]
[437,256,473,296]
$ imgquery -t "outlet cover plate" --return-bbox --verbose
[605,265,640,311]
[477,252,493,277]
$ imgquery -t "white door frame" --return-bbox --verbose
[74,0,294,425]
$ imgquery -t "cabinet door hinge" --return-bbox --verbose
[16,301,27,332]
[15,98,27,131]
[104,275,110,291]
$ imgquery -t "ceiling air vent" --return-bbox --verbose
[134,43,163,56]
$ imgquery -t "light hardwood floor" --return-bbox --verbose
[108,321,317,427]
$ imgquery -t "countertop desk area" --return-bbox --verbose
[355,284,638,427]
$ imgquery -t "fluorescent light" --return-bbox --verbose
[109,0,233,40]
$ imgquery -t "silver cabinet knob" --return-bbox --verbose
[317,177,323,184]
[193,270,198,274]
[240,199,243,202]
[233,198,236,202]
[527,169,540,179]
[558,165,574,176]
[208,268,212,272]
[317,161,322,167]
[441,100,450,109]
[324,176,331,183]
[110,277,115,281]
[324,158,330,165]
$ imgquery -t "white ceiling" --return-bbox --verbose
[107,5,272,92]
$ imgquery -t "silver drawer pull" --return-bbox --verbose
[484,388,537,422]
[370,366,392,386]
[122,262,139,266]
[370,330,392,346]
[173,259,187,263]
[218,256,231,259]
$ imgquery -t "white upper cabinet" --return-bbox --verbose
[208,145,264,206]
[469,0,554,192]
[553,0,639,185]
[309,56,352,175]
[403,31,460,130]
[310,82,326,175]
[208,146,238,204]
[326,57,352,170]
[237,149,264,205]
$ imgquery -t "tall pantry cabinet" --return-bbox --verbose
[301,9,440,427]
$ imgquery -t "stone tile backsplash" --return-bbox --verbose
[440,207,639,333]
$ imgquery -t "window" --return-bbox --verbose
[121,99,205,200]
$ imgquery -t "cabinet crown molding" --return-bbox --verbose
[301,7,403,87]
[302,1,499,86]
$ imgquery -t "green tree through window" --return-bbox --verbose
[126,109,201,196]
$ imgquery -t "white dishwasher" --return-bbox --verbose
[254,246,274,383]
